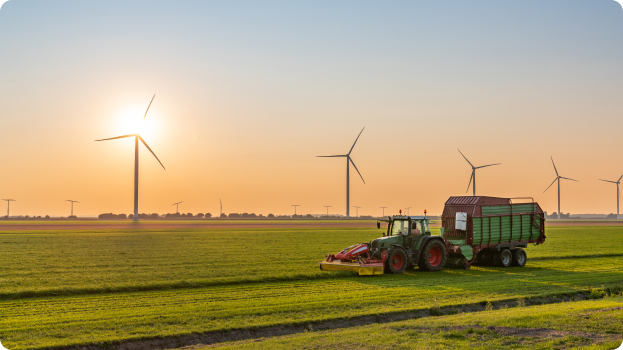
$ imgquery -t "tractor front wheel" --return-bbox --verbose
[386,248,407,274]
[418,240,447,272]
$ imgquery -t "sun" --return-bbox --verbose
[115,106,159,139]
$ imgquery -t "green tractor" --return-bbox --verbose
[319,214,447,275]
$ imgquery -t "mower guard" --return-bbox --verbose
[318,260,384,275]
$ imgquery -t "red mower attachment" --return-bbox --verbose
[319,243,387,275]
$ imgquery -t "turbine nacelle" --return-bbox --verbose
[458,149,501,196]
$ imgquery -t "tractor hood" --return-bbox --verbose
[371,235,403,252]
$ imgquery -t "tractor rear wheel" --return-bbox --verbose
[386,248,407,274]
[494,249,512,267]
[418,240,447,272]
[512,248,527,267]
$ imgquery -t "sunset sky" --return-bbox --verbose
[1,0,623,217]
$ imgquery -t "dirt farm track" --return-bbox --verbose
[0,219,621,231]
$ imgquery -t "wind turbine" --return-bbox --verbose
[353,206,361,217]
[543,157,578,219]
[323,205,332,216]
[2,199,15,218]
[172,201,183,214]
[458,149,501,196]
[220,198,223,217]
[404,207,412,216]
[317,128,366,218]
[380,206,387,217]
[95,94,165,221]
[65,200,79,217]
[291,205,300,216]
[598,174,623,219]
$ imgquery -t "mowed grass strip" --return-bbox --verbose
[0,225,622,298]
[215,297,623,350]
[1,256,623,349]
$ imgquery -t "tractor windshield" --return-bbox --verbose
[391,220,409,235]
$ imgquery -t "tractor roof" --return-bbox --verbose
[391,216,428,220]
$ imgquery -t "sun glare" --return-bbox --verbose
[115,106,159,139]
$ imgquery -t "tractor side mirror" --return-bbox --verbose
[376,221,380,229]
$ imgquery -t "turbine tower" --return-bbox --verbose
[65,200,79,217]
[543,157,578,219]
[172,201,183,214]
[95,94,166,221]
[598,174,623,219]
[2,199,15,218]
[458,149,501,196]
[317,128,366,218]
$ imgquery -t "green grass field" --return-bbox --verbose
[216,297,623,349]
[0,222,622,349]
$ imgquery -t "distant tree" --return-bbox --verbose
[241,213,249,218]
[305,214,313,218]
[607,213,617,219]
[186,213,193,217]
[205,213,212,218]
[220,213,227,218]
[196,213,204,218]
[150,213,159,219]
[45,215,50,219]
[228,213,241,218]
[267,214,275,218]
[258,214,265,218]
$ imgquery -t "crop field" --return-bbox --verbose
[0,221,622,349]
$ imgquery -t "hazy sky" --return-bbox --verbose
[1,0,623,217]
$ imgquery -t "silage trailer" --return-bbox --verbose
[319,196,546,275]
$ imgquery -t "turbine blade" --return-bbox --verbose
[560,177,578,182]
[618,174,623,183]
[457,149,474,167]
[598,179,618,184]
[138,136,166,170]
[316,155,347,157]
[143,94,156,120]
[543,177,558,193]
[349,157,365,184]
[476,163,501,169]
[347,127,365,155]
[550,156,559,176]
[465,171,474,193]
[95,134,136,141]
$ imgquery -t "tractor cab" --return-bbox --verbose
[380,216,431,237]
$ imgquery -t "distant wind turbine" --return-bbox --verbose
[458,149,501,196]
[65,200,79,217]
[404,207,412,216]
[323,205,332,216]
[172,201,183,214]
[353,206,361,217]
[95,94,165,221]
[291,205,300,215]
[220,198,223,217]
[543,157,578,219]
[598,174,623,219]
[317,128,366,218]
[2,199,15,218]
[380,206,387,217]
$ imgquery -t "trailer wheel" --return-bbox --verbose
[418,240,447,272]
[512,248,527,267]
[386,248,407,274]
[482,250,495,266]
[494,249,512,268]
